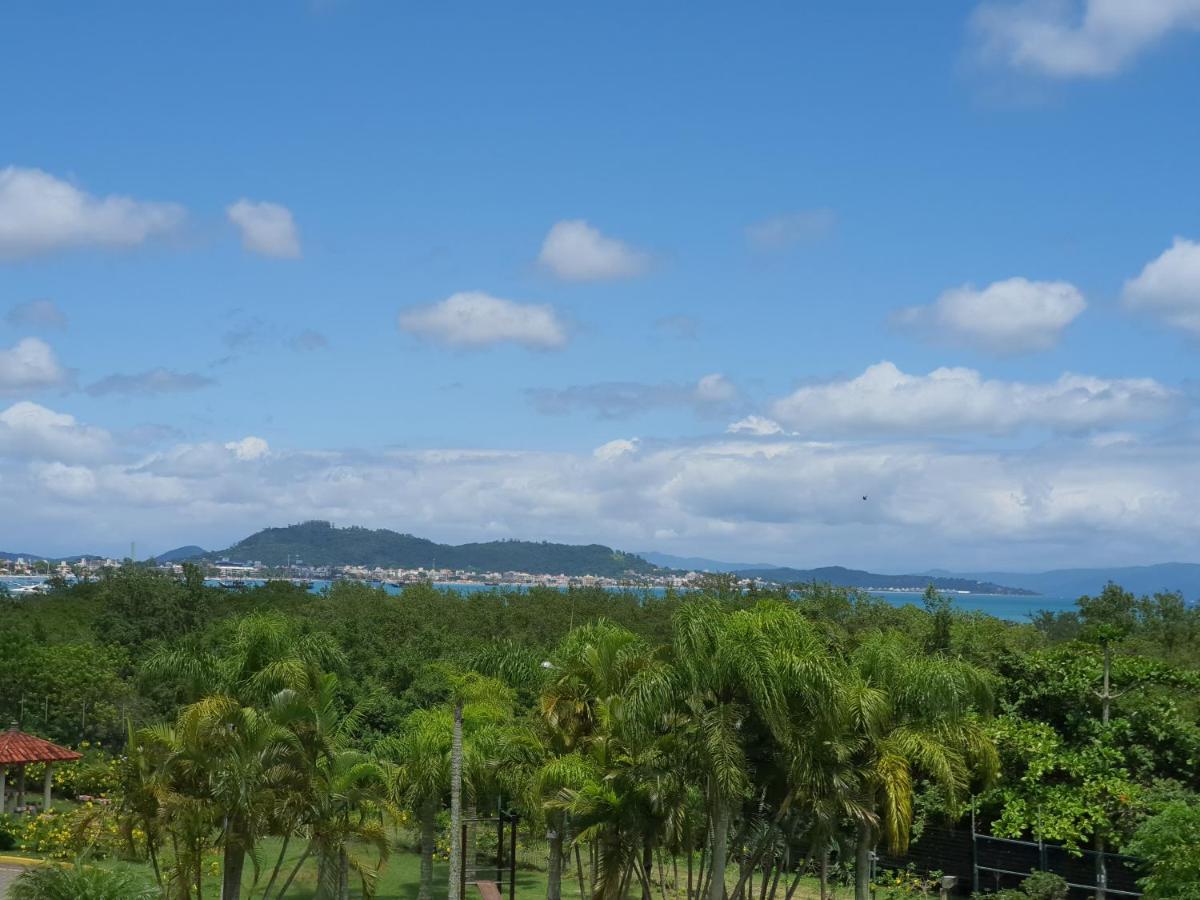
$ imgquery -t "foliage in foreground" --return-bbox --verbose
[0,569,1197,899]
[9,862,157,900]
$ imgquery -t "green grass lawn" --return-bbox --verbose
[7,836,831,900]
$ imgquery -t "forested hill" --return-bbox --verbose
[737,565,1038,595]
[215,521,657,576]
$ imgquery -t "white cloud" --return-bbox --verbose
[9,428,1200,572]
[727,415,785,436]
[746,209,836,250]
[225,436,270,461]
[0,166,184,260]
[6,299,68,330]
[894,277,1086,354]
[1122,237,1200,334]
[538,220,650,281]
[399,292,568,350]
[86,368,215,397]
[770,361,1176,436]
[695,373,738,404]
[530,374,740,418]
[594,438,640,461]
[0,401,112,461]
[226,199,301,259]
[0,338,69,392]
[971,0,1200,78]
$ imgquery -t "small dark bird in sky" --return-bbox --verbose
[862,495,868,501]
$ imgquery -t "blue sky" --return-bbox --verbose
[3,1,1200,570]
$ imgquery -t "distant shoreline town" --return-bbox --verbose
[2,552,1030,597]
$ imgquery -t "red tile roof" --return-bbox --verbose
[0,727,83,766]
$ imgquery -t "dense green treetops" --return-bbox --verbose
[1,573,1198,899]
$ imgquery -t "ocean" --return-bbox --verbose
[1,576,1076,623]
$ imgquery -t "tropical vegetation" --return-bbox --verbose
[0,568,1198,898]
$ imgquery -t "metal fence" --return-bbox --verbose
[877,820,1144,898]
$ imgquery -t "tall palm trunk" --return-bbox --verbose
[420,799,437,900]
[854,820,872,900]
[709,804,730,900]
[221,834,246,900]
[642,837,654,900]
[547,817,564,900]
[449,700,464,900]
[466,799,479,885]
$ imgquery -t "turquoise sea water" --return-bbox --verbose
[232,579,1079,623]
[2,576,1076,623]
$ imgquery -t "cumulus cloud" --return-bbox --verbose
[399,292,568,350]
[971,0,1200,78]
[9,428,1200,571]
[594,438,640,461]
[746,209,836,250]
[0,338,70,392]
[226,199,301,259]
[727,415,785,436]
[225,436,270,461]
[86,368,215,397]
[0,401,112,461]
[894,277,1086,354]
[530,374,739,419]
[1122,237,1200,334]
[6,299,67,330]
[538,220,650,281]
[0,166,184,260]
[770,361,1176,436]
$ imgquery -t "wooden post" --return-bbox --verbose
[43,762,54,812]
[0,765,7,814]
[508,815,517,900]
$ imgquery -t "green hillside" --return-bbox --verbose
[216,520,657,576]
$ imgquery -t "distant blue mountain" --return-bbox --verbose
[637,551,774,572]
[734,565,1036,595]
[155,545,208,563]
[936,563,1200,602]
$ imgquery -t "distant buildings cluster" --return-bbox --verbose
[2,554,728,592]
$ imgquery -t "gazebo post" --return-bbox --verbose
[43,762,54,811]
[0,764,7,814]
[0,724,81,815]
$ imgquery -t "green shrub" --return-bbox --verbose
[8,862,156,900]
[1021,871,1068,900]
[0,813,19,850]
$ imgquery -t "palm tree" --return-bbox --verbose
[144,611,345,707]
[174,695,301,900]
[309,749,393,900]
[385,707,452,900]
[672,600,838,900]
[846,632,999,900]
[537,621,673,900]
[265,672,389,900]
[386,676,515,900]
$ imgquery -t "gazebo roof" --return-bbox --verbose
[0,724,83,766]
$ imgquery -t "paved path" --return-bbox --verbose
[0,866,21,898]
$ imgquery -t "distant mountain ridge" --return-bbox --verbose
[214,521,656,577]
[732,565,1038,595]
[926,563,1200,601]
[638,551,773,572]
[0,551,105,563]
[156,545,207,563]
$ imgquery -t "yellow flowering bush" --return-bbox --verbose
[872,864,945,899]
[17,803,124,861]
